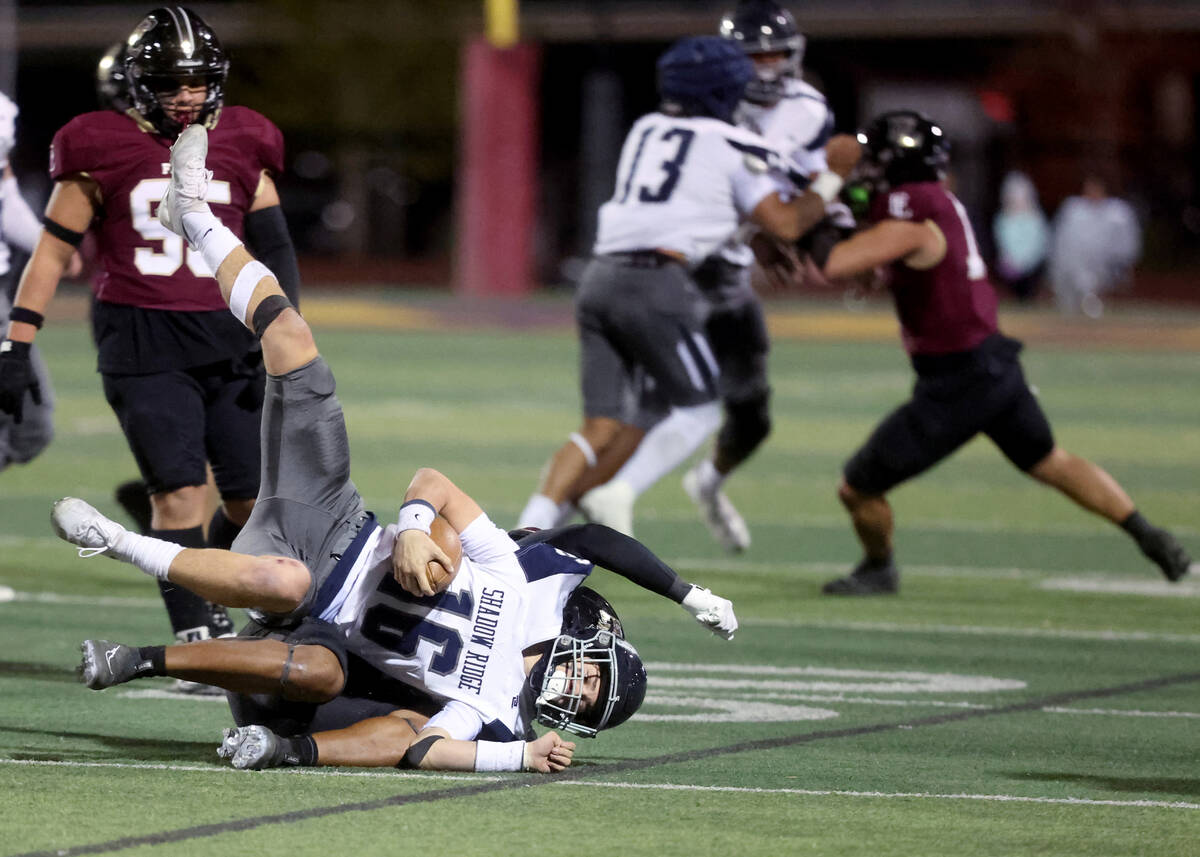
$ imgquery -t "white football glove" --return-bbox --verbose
[681,585,738,640]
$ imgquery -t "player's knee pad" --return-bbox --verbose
[717,392,772,462]
[280,643,345,703]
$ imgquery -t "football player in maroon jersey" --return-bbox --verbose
[808,110,1192,595]
[0,7,301,650]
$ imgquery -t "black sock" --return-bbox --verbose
[861,553,894,573]
[207,506,245,551]
[136,646,167,677]
[1120,510,1154,543]
[150,526,224,639]
[276,735,319,767]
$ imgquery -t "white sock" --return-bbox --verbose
[181,210,242,272]
[552,501,575,527]
[693,457,723,494]
[518,494,561,530]
[616,402,722,496]
[112,532,186,582]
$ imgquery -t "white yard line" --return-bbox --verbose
[1042,706,1200,719]
[1,758,1194,810]
[743,617,1200,645]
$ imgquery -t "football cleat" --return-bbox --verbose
[1137,528,1193,583]
[51,497,128,558]
[822,558,899,596]
[682,465,750,553]
[218,725,283,770]
[578,480,636,537]
[78,639,147,689]
[159,124,213,243]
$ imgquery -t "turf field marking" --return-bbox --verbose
[2,758,1196,812]
[9,670,1199,857]
[555,781,1200,810]
[744,617,1200,645]
[1040,576,1200,597]
[1041,706,1200,719]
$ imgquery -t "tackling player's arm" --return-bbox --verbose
[823,217,946,280]
[244,171,301,307]
[402,727,575,774]
[523,524,739,640]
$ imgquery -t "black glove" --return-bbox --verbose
[0,339,41,424]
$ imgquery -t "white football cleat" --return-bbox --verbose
[578,479,636,536]
[159,124,213,242]
[51,497,128,558]
[218,725,282,770]
[682,465,750,553]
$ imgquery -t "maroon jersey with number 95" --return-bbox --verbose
[869,182,999,356]
[49,107,284,312]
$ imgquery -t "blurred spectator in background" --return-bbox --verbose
[0,91,60,473]
[1048,173,1141,318]
[991,170,1048,301]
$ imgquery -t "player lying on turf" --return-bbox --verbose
[802,110,1194,595]
[56,125,738,772]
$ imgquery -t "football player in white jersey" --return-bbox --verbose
[55,124,739,773]
[518,33,859,536]
[573,1,838,551]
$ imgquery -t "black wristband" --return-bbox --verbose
[42,216,86,248]
[8,307,44,329]
[0,339,32,358]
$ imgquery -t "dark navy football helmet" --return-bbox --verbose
[124,7,229,137]
[657,36,755,124]
[96,42,132,114]
[856,110,951,192]
[718,0,805,105]
[525,587,646,737]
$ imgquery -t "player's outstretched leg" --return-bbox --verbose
[159,125,315,376]
[823,480,899,595]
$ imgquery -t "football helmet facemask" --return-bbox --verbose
[657,35,755,125]
[526,625,646,738]
[719,0,805,105]
[124,6,229,138]
[855,110,950,194]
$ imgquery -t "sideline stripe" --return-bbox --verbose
[2,759,1194,811]
[9,670,1200,857]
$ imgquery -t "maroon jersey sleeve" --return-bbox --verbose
[47,109,286,312]
[870,182,999,356]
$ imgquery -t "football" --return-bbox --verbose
[426,515,463,593]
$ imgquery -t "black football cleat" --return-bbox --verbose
[822,559,899,596]
[1138,528,1193,582]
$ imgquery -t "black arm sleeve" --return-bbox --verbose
[243,205,301,308]
[518,523,693,603]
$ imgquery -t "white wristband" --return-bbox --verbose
[397,499,436,534]
[474,740,525,772]
[808,171,844,204]
[229,261,272,329]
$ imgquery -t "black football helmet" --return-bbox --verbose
[97,42,132,114]
[124,7,229,137]
[718,0,805,105]
[561,585,625,640]
[856,110,950,193]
